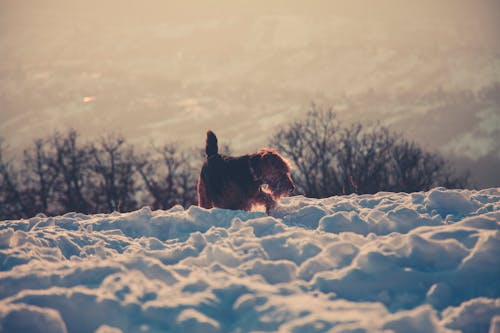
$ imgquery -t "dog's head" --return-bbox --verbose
[257,149,295,197]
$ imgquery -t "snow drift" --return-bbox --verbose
[0,187,499,333]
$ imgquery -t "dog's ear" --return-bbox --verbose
[259,149,277,165]
[259,149,290,172]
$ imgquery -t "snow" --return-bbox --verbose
[0,187,499,333]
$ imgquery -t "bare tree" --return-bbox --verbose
[336,123,395,194]
[89,135,138,213]
[271,105,341,197]
[135,144,197,209]
[20,138,59,215]
[50,130,91,213]
[270,105,469,197]
[0,140,27,219]
[1,131,202,219]
[390,140,468,192]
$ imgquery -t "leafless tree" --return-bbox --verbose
[270,104,469,197]
[336,123,395,194]
[1,131,202,219]
[89,135,138,213]
[0,140,26,219]
[271,105,342,197]
[50,130,91,213]
[20,138,60,215]
[135,144,197,209]
[390,140,468,192]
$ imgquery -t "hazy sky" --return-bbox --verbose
[1,0,499,187]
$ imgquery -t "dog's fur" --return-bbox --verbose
[197,131,295,214]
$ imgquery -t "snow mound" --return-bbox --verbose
[0,188,499,332]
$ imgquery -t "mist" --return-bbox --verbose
[1,0,499,187]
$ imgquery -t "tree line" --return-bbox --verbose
[0,131,198,220]
[0,105,468,220]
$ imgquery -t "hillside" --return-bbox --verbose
[0,187,499,332]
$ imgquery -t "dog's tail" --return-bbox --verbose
[205,130,218,157]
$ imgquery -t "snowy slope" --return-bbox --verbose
[0,187,499,333]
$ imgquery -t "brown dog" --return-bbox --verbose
[197,131,295,214]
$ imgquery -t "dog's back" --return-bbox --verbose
[198,131,256,209]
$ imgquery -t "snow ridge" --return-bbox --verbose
[0,187,499,333]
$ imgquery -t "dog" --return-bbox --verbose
[197,131,295,214]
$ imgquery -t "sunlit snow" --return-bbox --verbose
[0,187,499,332]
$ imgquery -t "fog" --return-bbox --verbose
[1,0,499,187]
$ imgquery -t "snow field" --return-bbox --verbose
[0,187,499,332]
